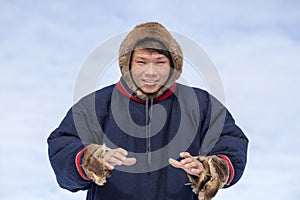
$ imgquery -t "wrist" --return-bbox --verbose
[217,154,234,186]
[75,147,91,181]
[81,144,112,186]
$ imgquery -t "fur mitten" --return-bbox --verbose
[82,144,112,186]
[188,155,229,200]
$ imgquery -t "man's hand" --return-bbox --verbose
[82,144,136,186]
[169,153,229,200]
[104,147,136,170]
[169,152,203,177]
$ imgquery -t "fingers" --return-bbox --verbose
[105,162,115,170]
[190,167,202,175]
[169,152,203,177]
[179,152,192,158]
[169,157,198,170]
[104,148,136,169]
[123,157,137,166]
[169,158,183,168]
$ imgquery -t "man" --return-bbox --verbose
[48,22,248,200]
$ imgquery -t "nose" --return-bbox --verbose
[144,63,157,77]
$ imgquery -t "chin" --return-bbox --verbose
[140,86,160,94]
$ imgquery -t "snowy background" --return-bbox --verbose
[1,0,300,199]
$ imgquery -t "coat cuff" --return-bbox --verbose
[217,154,234,185]
[75,147,91,181]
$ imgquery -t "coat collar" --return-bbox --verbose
[116,78,176,104]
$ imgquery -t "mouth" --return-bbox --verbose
[141,79,160,87]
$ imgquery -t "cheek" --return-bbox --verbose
[160,68,171,79]
[131,68,142,82]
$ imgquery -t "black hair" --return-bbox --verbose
[129,37,174,69]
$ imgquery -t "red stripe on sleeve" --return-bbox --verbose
[217,154,235,185]
[75,147,91,181]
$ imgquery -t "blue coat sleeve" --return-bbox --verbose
[47,87,113,192]
[199,92,249,187]
[210,110,248,187]
[47,106,92,192]
[47,92,106,192]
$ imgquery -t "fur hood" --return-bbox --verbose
[118,22,183,100]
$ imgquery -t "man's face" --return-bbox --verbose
[131,48,171,94]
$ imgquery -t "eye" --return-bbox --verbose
[136,60,146,65]
[156,61,168,65]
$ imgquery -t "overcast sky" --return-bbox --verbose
[0,0,300,199]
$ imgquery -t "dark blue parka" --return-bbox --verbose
[47,79,248,200]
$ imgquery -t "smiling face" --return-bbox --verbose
[130,48,171,94]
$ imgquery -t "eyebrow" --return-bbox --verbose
[155,56,168,60]
[134,56,168,60]
[135,56,146,60]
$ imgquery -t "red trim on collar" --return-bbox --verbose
[116,82,145,104]
[116,81,176,104]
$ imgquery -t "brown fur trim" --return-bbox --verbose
[119,22,183,100]
[187,156,229,200]
[82,144,111,186]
